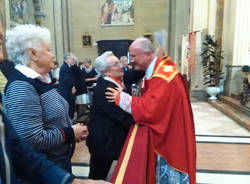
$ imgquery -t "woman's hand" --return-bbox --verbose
[72,123,89,142]
[72,179,112,184]
[105,87,121,102]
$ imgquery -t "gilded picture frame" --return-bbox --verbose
[82,35,92,47]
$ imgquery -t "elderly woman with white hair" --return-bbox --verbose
[86,51,144,180]
[2,24,88,174]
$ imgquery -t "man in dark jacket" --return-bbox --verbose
[58,53,77,119]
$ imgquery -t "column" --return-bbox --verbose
[233,0,250,65]
[223,0,250,95]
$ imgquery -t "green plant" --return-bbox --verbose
[200,34,224,86]
[242,65,250,73]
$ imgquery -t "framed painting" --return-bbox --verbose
[100,0,134,26]
[82,34,92,47]
[9,0,29,24]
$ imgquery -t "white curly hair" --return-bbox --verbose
[95,51,114,76]
[5,24,51,66]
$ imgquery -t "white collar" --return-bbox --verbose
[103,76,124,90]
[145,56,157,79]
[15,65,51,83]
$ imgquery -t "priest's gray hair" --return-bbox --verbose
[5,24,51,66]
[95,51,114,76]
[134,37,155,54]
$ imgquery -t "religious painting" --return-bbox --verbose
[100,0,134,26]
[82,34,92,47]
[9,0,29,24]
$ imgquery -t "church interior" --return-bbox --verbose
[0,0,249,183]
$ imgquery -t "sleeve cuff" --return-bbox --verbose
[115,91,121,106]
[60,127,74,144]
[116,91,132,114]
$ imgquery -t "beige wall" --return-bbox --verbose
[71,0,167,63]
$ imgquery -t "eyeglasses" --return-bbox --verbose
[108,61,122,68]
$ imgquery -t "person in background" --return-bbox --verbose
[120,56,132,72]
[83,58,98,87]
[48,66,57,86]
[87,51,144,180]
[79,61,85,70]
[51,61,60,88]
[58,53,77,120]
[0,65,7,106]
[106,37,196,184]
[154,47,166,58]
[71,57,89,121]
[0,22,110,184]
[82,58,98,104]
[2,24,88,174]
[0,22,14,106]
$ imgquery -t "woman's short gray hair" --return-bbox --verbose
[95,51,114,76]
[5,24,51,66]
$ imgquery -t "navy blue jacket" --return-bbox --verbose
[0,110,73,184]
[58,63,76,102]
[71,65,88,95]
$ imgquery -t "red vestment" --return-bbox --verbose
[111,57,196,184]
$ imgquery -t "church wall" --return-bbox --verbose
[70,0,167,63]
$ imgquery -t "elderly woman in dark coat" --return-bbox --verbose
[87,51,144,180]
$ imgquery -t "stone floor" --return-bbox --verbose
[71,101,250,183]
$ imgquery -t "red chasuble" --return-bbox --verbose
[111,57,196,184]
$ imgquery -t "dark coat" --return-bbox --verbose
[71,65,87,95]
[87,77,134,160]
[0,60,15,80]
[123,69,145,94]
[86,69,145,160]
[0,110,73,184]
[0,60,15,103]
[58,63,76,102]
[82,67,98,87]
